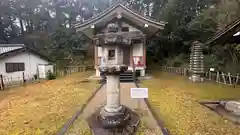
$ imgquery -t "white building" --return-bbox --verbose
[74,3,166,77]
[0,44,53,83]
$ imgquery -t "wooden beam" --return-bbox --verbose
[130,46,133,67]
[143,35,147,67]
[95,17,154,37]
[94,46,98,69]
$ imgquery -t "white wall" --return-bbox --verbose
[133,43,143,56]
[0,52,49,82]
[38,65,54,79]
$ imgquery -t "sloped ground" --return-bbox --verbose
[142,71,240,135]
[0,71,100,135]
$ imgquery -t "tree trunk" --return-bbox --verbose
[30,19,34,32]
[69,19,72,28]
[20,19,24,35]
[27,20,30,32]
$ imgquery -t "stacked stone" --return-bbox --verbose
[189,41,204,82]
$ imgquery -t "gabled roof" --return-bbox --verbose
[0,44,24,55]
[74,2,166,38]
[0,44,52,62]
[205,17,240,45]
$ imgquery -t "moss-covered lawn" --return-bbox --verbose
[0,71,100,135]
[142,71,240,135]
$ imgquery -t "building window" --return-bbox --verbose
[108,50,115,60]
[5,63,25,73]
[121,27,129,32]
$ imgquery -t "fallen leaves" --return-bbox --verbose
[0,72,100,135]
[142,71,240,135]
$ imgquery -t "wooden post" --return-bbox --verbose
[138,99,141,112]
[234,74,239,88]
[64,67,67,76]
[184,68,187,76]
[209,71,211,80]
[216,72,220,83]
[132,57,136,82]
[222,73,227,84]
[228,73,232,85]
[0,74,4,90]
[22,72,26,84]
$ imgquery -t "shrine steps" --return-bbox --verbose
[101,71,140,83]
[120,72,135,82]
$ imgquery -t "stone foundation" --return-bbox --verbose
[190,74,204,82]
[87,106,140,135]
[99,106,130,129]
[200,100,240,125]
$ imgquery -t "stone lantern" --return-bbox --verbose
[94,23,131,128]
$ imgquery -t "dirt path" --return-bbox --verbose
[67,83,163,135]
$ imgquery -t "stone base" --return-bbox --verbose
[87,106,140,135]
[199,100,240,125]
[191,74,204,82]
[220,101,240,116]
[99,106,130,129]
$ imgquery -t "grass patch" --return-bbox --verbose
[65,115,92,135]
[142,71,240,135]
[135,119,163,135]
[0,71,100,135]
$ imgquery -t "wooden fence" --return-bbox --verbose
[161,66,240,87]
[0,65,93,90]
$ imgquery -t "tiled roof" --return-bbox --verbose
[74,2,166,29]
[0,44,52,62]
[0,44,25,55]
[205,17,240,45]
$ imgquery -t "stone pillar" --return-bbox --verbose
[96,69,101,77]
[189,41,204,82]
[99,66,130,129]
[94,23,135,129]
[104,74,122,113]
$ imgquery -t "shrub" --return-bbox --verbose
[46,70,56,80]
[166,54,188,67]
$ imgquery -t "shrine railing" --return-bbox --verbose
[97,56,145,67]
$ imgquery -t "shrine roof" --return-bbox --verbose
[74,2,166,38]
[205,17,240,45]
